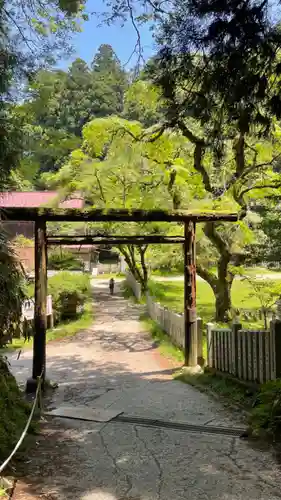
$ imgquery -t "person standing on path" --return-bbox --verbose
[109,277,115,295]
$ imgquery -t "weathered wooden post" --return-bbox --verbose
[197,317,204,366]
[183,220,197,366]
[26,217,47,393]
[232,321,242,378]
[273,320,281,379]
[206,323,214,367]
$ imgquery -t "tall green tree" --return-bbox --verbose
[144,0,281,320]
[1,0,86,183]
[42,115,192,289]
[19,44,128,178]
[251,201,281,264]
[0,0,86,341]
[90,44,128,118]
[101,0,281,321]
[123,80,163,127]
[27,45,127,136]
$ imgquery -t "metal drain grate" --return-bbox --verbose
[113,415,246,437]
[45,406,246,438]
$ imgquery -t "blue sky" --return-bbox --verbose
[62,0,156,69]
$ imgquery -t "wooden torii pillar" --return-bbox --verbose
[26,218,47,393]
[183,220,197,366]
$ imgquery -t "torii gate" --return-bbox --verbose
[5,208,238,392]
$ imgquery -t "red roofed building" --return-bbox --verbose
[0,191,84,209]
[0,191,88,271]
[0,191,84,239]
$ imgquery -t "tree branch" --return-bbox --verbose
[196,262,218,290]
[3,8,35,53]
[203,222,231,257]
[176,120,215,195]
[232,184,248,218]
[239,181,281,199]
[239,152,281,181]
[142,123,167,143]
[193,142,214,194]
[177,119,205,145]
[94,171,106,204]
[233,133,245,175]
[125,0,145,72]
[116,123,167,143]
[145,0,168,15]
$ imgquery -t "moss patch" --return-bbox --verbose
[175,368,256,412]
[0,357,36,466]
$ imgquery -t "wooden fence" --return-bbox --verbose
[125,272,142,300]
[207,322,281,383]
[125,272,281,381]
[125,273,203,360]
[147,294,183,349]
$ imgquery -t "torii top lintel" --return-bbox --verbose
[2,207,238,223]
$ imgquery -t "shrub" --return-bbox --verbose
[48,272,91,321]
[249,380,281,440]
[13,235,33,247]
[48,249,84,271]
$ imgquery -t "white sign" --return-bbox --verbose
[47,295,52,316]
[22,295,52,320]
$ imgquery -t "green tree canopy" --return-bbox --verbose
[99,0,281,320]
[19,44,129,179]
[42,114,195,288]
[123,80,164,127]
[0,0,86,342]
[1,0,86,183]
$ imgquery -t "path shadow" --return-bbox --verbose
[10,282,281,500]
[12,350,281,500]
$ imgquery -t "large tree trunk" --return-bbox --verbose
[197,263,233,323]
[139,245,148,292]
[202,222,234,322]
[214,280,232,322]
[214,254,234,322]
[118,244,149,293]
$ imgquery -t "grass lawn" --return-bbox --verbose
[152,266,281,278]
[0,301,93,355]
[148,277,280,328]
[140,314,184,363]
[242,267,281,276]
[152,269,185,277]
[93,273,125,280]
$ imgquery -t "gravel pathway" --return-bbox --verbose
[10,280,281,500]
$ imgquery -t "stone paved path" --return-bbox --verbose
[10,280,281,500]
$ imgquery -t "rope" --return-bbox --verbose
[0,372,43,475]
